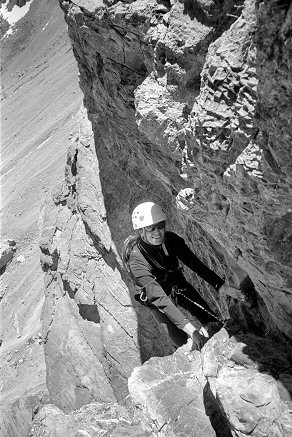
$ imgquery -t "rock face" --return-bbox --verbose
[39,109,174,410]
[0,15,10,37]
[129,330,292,436]
[128,345,225,437]
[57,0,292,339]
[0,0,83,434]
[31,0,292,435]
[30,402,150,437]
[0,239,16,271]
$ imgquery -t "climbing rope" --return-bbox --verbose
[172,286,225,324]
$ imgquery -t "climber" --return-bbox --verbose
[127,201,242,351]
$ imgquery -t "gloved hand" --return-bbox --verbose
[191,327,209,351]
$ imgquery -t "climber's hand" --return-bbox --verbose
[199,326,209,338]
[219,283,242,301]
[191,328,209,352]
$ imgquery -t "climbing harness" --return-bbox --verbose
[122,235,225,322]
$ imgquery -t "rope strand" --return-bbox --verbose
[173,287,225,324]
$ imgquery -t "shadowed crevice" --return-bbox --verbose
[78,303,100,323]
[63,279,101,323]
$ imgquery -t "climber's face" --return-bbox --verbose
[144,221,166,245]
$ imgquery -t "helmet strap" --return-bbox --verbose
[141,228,146,241]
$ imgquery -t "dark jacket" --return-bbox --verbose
[129,231,224,329]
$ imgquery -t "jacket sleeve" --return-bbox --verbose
[171,233,225,291]
[129,250,189,330]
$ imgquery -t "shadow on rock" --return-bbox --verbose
[203,382,233,437]
[78,304,100,323]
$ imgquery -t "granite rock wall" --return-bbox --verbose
[57,0,292,340]
[34,0,292,435]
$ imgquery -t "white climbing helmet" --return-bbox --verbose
[132,202,167,230]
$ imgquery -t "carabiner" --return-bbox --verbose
[140,289,148,302]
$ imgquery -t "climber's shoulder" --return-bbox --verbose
[165,230,184,245]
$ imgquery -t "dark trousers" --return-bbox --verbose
[174,283,218,325]
[152,308,188,348]
[152,282,219,348]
